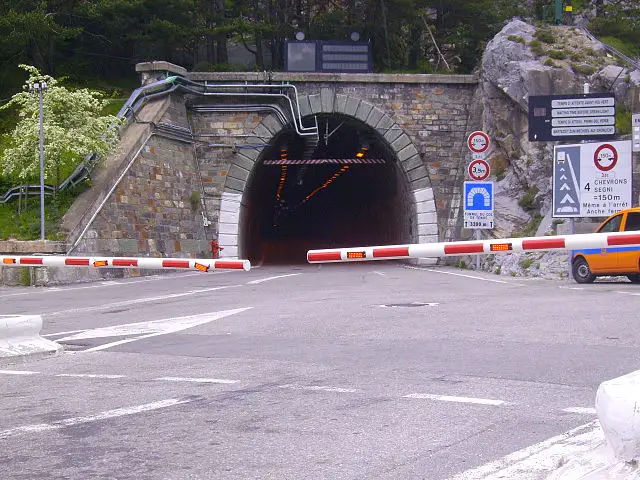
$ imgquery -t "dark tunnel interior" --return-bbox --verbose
[241,115,415,265]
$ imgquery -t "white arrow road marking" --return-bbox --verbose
[46,285,240,317]
[0,397,195,439]
[246,273,302,285]
[560,174,567,180]
[57,307,252,353]
[446,420,602,480]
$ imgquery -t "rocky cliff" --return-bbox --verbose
[469,18,640,279]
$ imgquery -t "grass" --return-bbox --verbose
[0,184,87,240]
[598,36,640,59]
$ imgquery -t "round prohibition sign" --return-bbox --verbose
[594,143,618,172]
[467,131,490,153]
[468,159,491,181]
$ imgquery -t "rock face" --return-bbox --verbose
[470,18,640,279]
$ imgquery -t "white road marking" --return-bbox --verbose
[560,286,585,290]
[446,421,602,480]
[246,273,302,285]
[42,329,90,338]
[0,370,39,375]
[155,376,239,384]
[55,373,127,379]
[46,285,240,316]
[562,407,597,415]
[279,384,359,393]
[378,302,438,308]
[403,393,507,406]
[55,307,252,353]
[407,266,524,285]
[0,397,194,439]
[372,271,386,276]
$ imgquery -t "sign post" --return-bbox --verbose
[465,131,492,270]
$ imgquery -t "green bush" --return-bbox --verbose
[508,35,526,44]
[534,29,556,44]
[520,256,534,269]
[571,63,596,75]
[519,213,544,237]
[529,39,545,56]
[544,58,556,67]
[548,49,567,60]
[616,105,632,135]
[518,186,539,212]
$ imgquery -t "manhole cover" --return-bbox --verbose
[379,302,438,308]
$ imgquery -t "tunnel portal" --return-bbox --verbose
[241,114,415,265]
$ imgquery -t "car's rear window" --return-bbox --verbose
[624,212,640,231]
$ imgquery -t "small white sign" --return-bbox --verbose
[551,97,615,108]
[633,113,640,153]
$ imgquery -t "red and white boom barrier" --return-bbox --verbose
[0,255,251,272]
[307,231,640,263]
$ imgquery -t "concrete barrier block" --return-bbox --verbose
[0,315,62,360]
[596,370,640,462]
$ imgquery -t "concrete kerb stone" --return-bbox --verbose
[0,315,62,362]
[548,370,640,479]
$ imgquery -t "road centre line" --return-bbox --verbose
[155,377,239,384]
[446,420,601,480]
[404,393,507,406]
[55,373,127,379]
[246,273,302,284]
[278,384,359,393]
[0,397,195,439]
[0,369,39,375]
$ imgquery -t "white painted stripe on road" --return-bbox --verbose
[279,384,359,393]
[246,273,302,285]
[372,271,386,276]
[155,376,239,384]
[404,393,507,406]
[562,407,597,415]
[446,420,602,480]
[0,397,194,439]
[406,266,524,285]
[42,329,89,337]
[46,285,240,316]
[0,370,39,375]
[55,373,127,379]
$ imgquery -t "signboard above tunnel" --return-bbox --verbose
[285,40,372,73]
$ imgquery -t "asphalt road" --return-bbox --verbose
[1,263,639,479]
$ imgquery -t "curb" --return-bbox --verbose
[0,315,63,361]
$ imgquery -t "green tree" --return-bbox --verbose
[0,65,121,186]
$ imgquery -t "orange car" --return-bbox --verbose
[572,208,640,284]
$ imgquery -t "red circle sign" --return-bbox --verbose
[594,144,618,171]
[468,159,491,181]
[467,131,490,153]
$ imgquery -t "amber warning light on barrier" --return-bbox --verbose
[490,243,512,252]
[93,260,108,267]
[194,262,209,272]
[3,258,16,264]
[347,251,366,259]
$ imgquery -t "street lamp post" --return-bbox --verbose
[29,81,48,241]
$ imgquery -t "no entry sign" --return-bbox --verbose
[468,159,491,181]
[467,131,490,153]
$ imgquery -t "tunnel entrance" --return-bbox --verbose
[241,114,415,265]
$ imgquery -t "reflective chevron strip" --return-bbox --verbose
[0,256,251,272]
[306,231,640,263]
[263,158,384,165]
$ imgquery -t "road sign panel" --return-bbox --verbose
[468,159,490,181]
[529,93,616,142]
[463,181,494,229]
[552,140,632,218]
[467,131,490,153]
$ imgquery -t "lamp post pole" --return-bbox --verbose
[31,81,48,241]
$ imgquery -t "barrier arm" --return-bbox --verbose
[307,230,640,263]
[0,255,251,272]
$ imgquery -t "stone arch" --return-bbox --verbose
[217,89,438,261]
